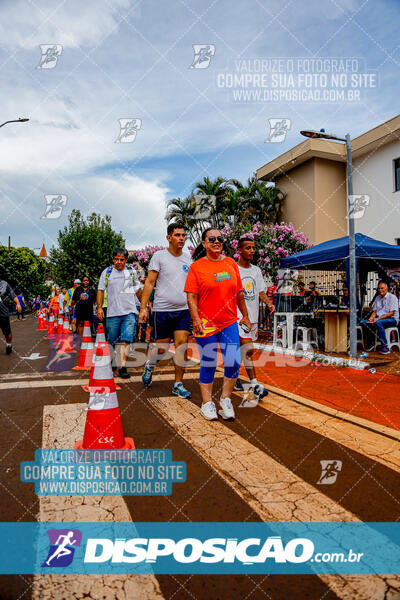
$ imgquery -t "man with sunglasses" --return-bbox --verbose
[139,223,192,398]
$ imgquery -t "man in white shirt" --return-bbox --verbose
[139,223,192,398]
[58,287,67,315]
[235,236,275,400]
[97,248,141,378]
[361,280,399,354]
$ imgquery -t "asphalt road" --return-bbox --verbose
[0,316,399,600]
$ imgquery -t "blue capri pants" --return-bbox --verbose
[195,321,241,384]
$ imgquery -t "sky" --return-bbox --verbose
[0,0,399,253]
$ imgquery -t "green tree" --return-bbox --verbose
[239,175,285,225]
[49,210,125,285]
[165,196,205,245]
[0,246,49,299]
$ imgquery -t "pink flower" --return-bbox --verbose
[233,252,240,260]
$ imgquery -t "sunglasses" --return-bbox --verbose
[207,236,224,243]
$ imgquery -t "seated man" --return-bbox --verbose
[361,281,399,354]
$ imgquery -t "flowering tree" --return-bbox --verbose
[128,245,166,271]
[219,222,310,279]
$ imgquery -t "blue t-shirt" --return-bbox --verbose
[17,294,25,307]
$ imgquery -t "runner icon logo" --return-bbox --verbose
[189,45,216,69]
[317,460,342,485]
[42,529,82,567]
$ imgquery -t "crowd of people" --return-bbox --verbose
[1,222,399,418]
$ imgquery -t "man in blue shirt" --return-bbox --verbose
[361,281,399,354]
[16,292,25,320]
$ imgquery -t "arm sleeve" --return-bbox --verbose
[184,264,199,293]
[148,251,161,273]
[229,259,243,292]
[98,269,107,291]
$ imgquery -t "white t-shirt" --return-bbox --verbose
[237,263,266,323]
[148,249,192,311]
[98,266,140,318]
[58,293,65,312]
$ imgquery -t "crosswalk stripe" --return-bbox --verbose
[32,403,165,600]
[150,396,400,600]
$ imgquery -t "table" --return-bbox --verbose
[273,312,313,349]
[319,309,349,352]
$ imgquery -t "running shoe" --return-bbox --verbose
[172,382,192,399]
[201,401,218,421]
[233,379,244,392]
[118,366,130,379]
[142,360,153,387]
[253,384,268,399]
[5,345,12,355]
[218,397,235,420]
[378,347,390,355]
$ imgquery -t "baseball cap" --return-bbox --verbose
[74,279,81,284]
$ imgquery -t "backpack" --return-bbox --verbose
[104,265,136,287]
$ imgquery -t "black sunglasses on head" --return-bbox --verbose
[207,236,224,243]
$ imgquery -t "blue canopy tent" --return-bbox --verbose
[280,233,400,303]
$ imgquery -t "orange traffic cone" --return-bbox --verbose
[46,314,56,339]
[57,317,76,353]
[55,316,64,344]
[94,322,106,346]
[73,321,94,370]
[75,343,134,450]
[37,311,47,331]
[82,339,120,391]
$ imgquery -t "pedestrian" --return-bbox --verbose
[16,292,25,320]
[0,279,22,354]
[97,248,141,378]
[139,223,192,398]
[64,280,81,332]
[49,288,60,317]
[184,228,251,421]
[58,287,67,317]
[71,276,96,337]
[234,236,275,400]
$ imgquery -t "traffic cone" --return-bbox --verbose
[37,312,47,331]
[56,316,64,344]
[57,317,76,353]
[82,339,120,391]
[46,314,56,339]
[73,321,94,370]
[75,343,133,449]
[94,322,106,346]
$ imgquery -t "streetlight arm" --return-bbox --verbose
[0,118,29,128]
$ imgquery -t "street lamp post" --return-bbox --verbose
[0,118,29,128]
[300,128,357,358]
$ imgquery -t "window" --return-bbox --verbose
[394,158,400,192]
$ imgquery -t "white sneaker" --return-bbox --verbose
[218,397,235,420]
[201,401,218,421]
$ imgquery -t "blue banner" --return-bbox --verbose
[0,522,400,574]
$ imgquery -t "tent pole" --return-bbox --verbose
[346,134,357,359]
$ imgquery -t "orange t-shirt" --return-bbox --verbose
[49,295,59,313]
[184,256,243,336]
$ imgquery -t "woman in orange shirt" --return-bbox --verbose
[185,228,251,421]
[49,289,60,316]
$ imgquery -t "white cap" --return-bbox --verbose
[74,279,81,284]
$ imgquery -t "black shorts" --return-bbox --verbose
[75,308,94,324]
[0,316,11,337]
[153,309,191,340]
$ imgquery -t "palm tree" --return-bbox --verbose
[239,175,285,225]
[192,176,229,229]
[165,196,205,245]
